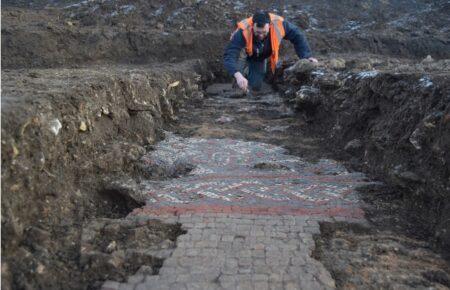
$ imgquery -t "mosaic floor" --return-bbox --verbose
[133,133,366,218]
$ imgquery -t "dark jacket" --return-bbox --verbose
[223,20,312,75]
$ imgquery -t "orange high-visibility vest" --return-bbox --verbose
[234,13,286,73]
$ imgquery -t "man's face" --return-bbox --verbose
[253,23,269,41]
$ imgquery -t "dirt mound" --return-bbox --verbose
[2,0,449,69]
[1,8,230,69]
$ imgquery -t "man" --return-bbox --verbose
[224,11,317,93]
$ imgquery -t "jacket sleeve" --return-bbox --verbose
[223,29,246,76]
[282,20,312,59]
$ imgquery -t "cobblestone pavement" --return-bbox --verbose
[102,85,370,290]
[102,213,350,290]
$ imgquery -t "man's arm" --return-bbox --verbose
[282,21,313,59]
[223,29,249,91]
[223,29,246,76]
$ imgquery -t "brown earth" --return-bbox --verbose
[1,61,208,289]
[2,0,449,71]
[2,0,450,289]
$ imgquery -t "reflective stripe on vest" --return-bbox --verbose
[234,13,286,73]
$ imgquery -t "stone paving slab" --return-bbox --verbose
[102,214,348,290]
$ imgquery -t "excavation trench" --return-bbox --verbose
[95,82,367,289]
[2,1,450,289]
[106,70,448,289]
[2,57,449,289]
[2,53,449,289]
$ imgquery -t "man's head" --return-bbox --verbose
[252,11,270,41]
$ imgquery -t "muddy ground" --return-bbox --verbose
[2,0,450,289]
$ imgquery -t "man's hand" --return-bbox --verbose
[234,72,248,92]
[308,57,318,63]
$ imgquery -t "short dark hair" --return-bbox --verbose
[253,11,270,28]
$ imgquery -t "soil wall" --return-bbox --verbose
[1,60,207,289]
[278,58,450,253]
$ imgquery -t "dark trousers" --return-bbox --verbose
[238,56,268,91]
